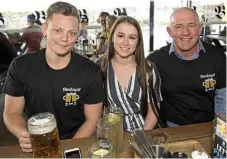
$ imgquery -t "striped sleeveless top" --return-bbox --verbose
[106,62,162,132]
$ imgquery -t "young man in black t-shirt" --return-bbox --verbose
[147,7,226,126]
[3,2,104,153]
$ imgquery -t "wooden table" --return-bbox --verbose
[0,122,215,158]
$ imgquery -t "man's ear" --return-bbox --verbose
[42,23,47,36]
[167,26,173,38]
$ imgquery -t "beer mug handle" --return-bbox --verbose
[63,93,71,101]
[202,81,206,86]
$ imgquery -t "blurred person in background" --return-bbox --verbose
[96,12,109,39]
[21,14,43,53]
[96,12,109,54]
[96,15,117,55]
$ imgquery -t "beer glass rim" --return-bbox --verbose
[148,131,169,144]
[104,106,123,114]
[28,112,55,126]
[86,52,94,54]
[97,116,120,129]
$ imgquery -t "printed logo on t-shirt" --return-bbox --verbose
[200,73,216,92]
[63,87,81,106]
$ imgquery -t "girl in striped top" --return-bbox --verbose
[100,16,162,132]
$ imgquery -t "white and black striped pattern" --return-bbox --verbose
[106,62,162,132]
[32,10,46,23]
[113,8,121,17]
[113,8,127,16]
[120,8,127,16]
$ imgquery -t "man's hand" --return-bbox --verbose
[18,131,33,153]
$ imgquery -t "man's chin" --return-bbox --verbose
[55,51,72,57]
[180,47,192,52]
[179,44,197,52]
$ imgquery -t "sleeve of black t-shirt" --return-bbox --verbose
[2,57,25,96]
[84,65,104,104]
[152,63,162,104]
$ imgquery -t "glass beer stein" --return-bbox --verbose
[28,112,62,158]
[97,107,124,157]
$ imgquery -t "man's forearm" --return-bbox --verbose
[73,120,97,139]
[3,113,28,138]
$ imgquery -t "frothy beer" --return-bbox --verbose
[28,112,62,158]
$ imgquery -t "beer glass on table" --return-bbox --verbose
[97,107,124,157]
[148,131,169,145]
[28,112,62,158]
[86,52,94,59]
[89,139,115,158]
[86,39,97,59]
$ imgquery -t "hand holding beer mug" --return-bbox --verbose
[28,112,62,158]
[18,131,33,153]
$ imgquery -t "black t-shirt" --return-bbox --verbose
[3,49,104,139]
[147,42,226,125]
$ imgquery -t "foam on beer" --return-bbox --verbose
[28,115,57,135]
